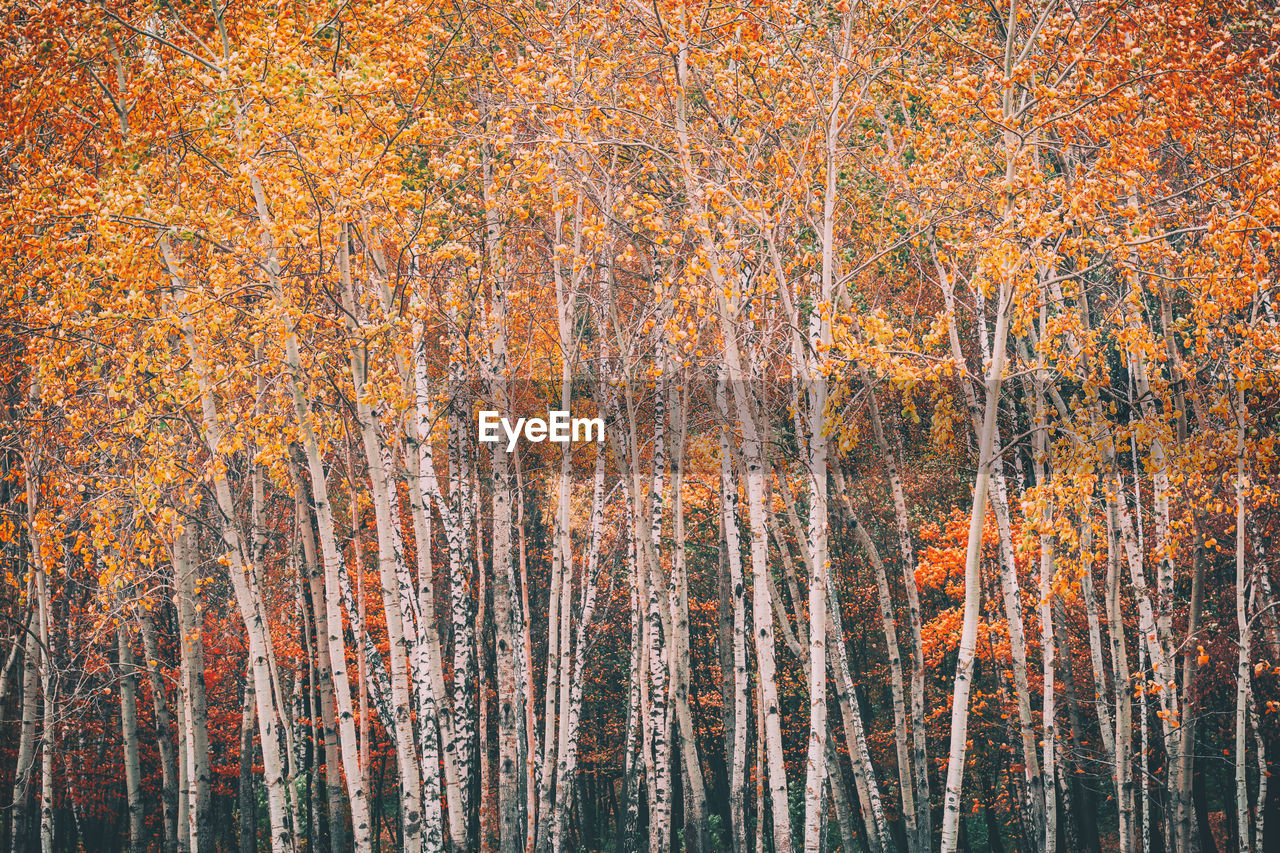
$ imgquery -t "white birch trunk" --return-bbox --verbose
[174,519,214,853]
[482,149,523,852]
[644,376,673,852]
[175,305,292,853]
[32,503,55,853]
[290,460,351,853]
[716,380,751,853]
[1235,386,1253,853]
[407,395,470,850]
[939,275,1012,853]
[118,622,145,849]
[231,163,377,850]
[828,579,889,853]
[551,447,608,851]
[1106,509,1135,853]
[11,614,39,852]
[401,405,462,851]
[830,464,913,849]
[668,379,711,853]
[336,232,425,853]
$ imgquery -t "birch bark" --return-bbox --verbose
[173,523,213,853]
[716,380,750,853]
[863,379,930,852]
[484,140,524,852]
[1234,385,1253,853]
[939,274,1013,853]
[336,226,425,853]
[9,626,37,853]
[170,277,292,853]
[237,163,376,851]
[117,622,145,849]
[290,458,350,853]
[551,447,609,851]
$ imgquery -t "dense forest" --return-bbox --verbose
[1,0,1278,851]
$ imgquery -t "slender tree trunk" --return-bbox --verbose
[1107,507,1135,853]
[939,273,1013,853]
[11,627,39,853]
[534,450,568,853]
[1028,361,1058,853]
[24,451,56,853]
[480,472,498,851]
[167,234,296,853]
[989,458,1046,837]
[177,688,190,853]
[408,376,470,851]
[513,453,540,853]
[277,328,373,852]
[716,483,736,837]
[118,622,146,849]
[620,501,644,853]
[831,464,911,850]
[825,734,859,853]
[241,677,258,853]
[738,396,791,853]
[801,370,830,853]
[291,461,350,853]
[716,387,750,853]
[643,375,673,853]
[238,156,375,852]
[552,448,609,850]
[1175,531,1206,853]
[139,610,180,853]
[484,141,523,852]
[1080,521,1116,765]
[335,223,426,853]
[864,379,930,852]
[174,524,214,853]
[667,379,711,853]
[828,574,889,853]
[1235,386,1254,853]
[972,311,1041,838]
[361,229,450,853]
[37,577,53,853]
[491,430,522,853]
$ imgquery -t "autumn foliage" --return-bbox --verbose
[1,0,1279,851]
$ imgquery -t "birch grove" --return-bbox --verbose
[2,0,1280,851]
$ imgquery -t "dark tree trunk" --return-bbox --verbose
[1194,759,1220,853]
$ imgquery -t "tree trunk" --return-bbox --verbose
[1235,386,1254,853]
[864,378,931,853]
[174,524,215,853]
[667,379,711,853]
[717,398,751,853]
[552,448,609,851]
[491,431,522,853]
[643,376,673,853]
[408,378,471,851]
[238,157,375,853]
[828,575,889,853]
[139,609,181,853]
[939,272,1013,853]
[118,622,145,849]
[831,464,912,851]
[291,462,349,853]
[1106,508,1135,853]
[11,628,39,853]
[241,677,259,853]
